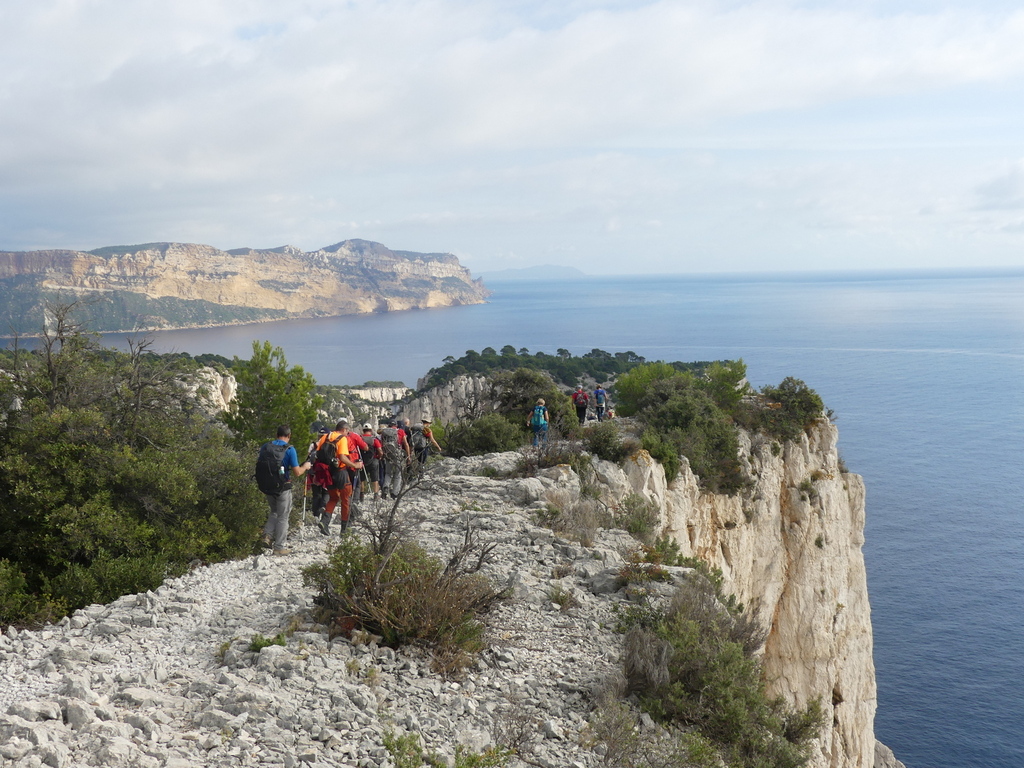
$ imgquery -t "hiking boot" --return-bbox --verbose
[273,547,293,556]
[339,519,349,533]
[317,516,330,536]
[260,534,272,547]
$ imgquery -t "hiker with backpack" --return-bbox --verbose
[379,419,411,499]
[572,385,590,426]
[255,425,312,556]
[594,386,608,421]
[310,420,364,534]
[357,424,382,500]
[409,418,442,467]
[529,398,549,446]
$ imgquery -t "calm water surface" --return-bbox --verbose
[104,271,1024,768]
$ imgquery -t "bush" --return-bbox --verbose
[635,377,745,494]
[737,377,825,442]
[443,412,525,458]
[582,420,634,463]
[614,493,660,544]
[534,488,612,547]
[613,362,681,417]
[0,308,267,625]
[621,573,820,768]
[303,534,502,671]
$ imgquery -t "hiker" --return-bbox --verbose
[358,424,382,500]
[311,420,363,534]
[410,418,442,466]
[572,385,589,426]
[379,419,411,498]
[257,425,311,556]
[308,424,332,531]
[594,386,607,421]
[529,398,549,446]
[340,420,368,505]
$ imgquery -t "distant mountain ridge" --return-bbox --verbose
[0,239,489,334]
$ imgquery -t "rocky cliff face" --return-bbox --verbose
[608,425,876,768]
[0,239,489,334]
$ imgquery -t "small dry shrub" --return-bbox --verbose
[303,532,503,674]
[537,488,612,546]
[613,493,661,544]
[492,699,539,756]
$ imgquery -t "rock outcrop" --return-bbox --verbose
[0,239,489,334]
[603,423,878,768]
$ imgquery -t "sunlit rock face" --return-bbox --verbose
[599,421,876,768]
[0,239,489,333]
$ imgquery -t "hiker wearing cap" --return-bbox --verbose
[409,418,442,467]
[572,385,589,426]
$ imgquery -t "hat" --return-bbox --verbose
[421,419,431,424]
[335,419,348,429]
[362,423,372,431]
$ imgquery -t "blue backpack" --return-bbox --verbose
[530,405,547,428]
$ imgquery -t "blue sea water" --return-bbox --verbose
[104,270,1024,768]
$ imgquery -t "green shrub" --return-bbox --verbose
[582,420,634,463]
[0,312,268,625]
[738,377,824,442]
[302,536,501,671]
[249,633,287,652]
[615,493,660,544]
[622,574,821,768]
[635,377,745,494]
[613,362,682,417]
[443,412,525,458]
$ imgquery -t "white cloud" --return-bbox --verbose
[1,0,1024,271]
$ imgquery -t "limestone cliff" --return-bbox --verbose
[603,424,876,768]
[0,238,489,334]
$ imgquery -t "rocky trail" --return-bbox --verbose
[0,453,648,768]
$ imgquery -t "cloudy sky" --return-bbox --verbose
[2,0,1024,275]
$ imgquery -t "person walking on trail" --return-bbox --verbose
[529,398,549,446]
[572,385,589,426]
[257,425,311,556]
[379,419,411,499]
[308,425,331,533]
[358,424,382,500]
[594,386,607,421]
[340,420,368,506]
[410,418,442,467]
[311,420,363,534]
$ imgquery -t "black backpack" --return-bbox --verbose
[314,432,345,468]
[254,441,290,495]
[409,425,428,451]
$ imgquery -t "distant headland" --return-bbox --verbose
[0,239,489,335]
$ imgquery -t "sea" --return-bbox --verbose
[98,270,1024,768]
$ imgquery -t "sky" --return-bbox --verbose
[2,0,1024,275]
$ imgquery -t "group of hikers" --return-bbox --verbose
[257,382,614,554]
[529,384,612,446]
[255,417,441,556]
